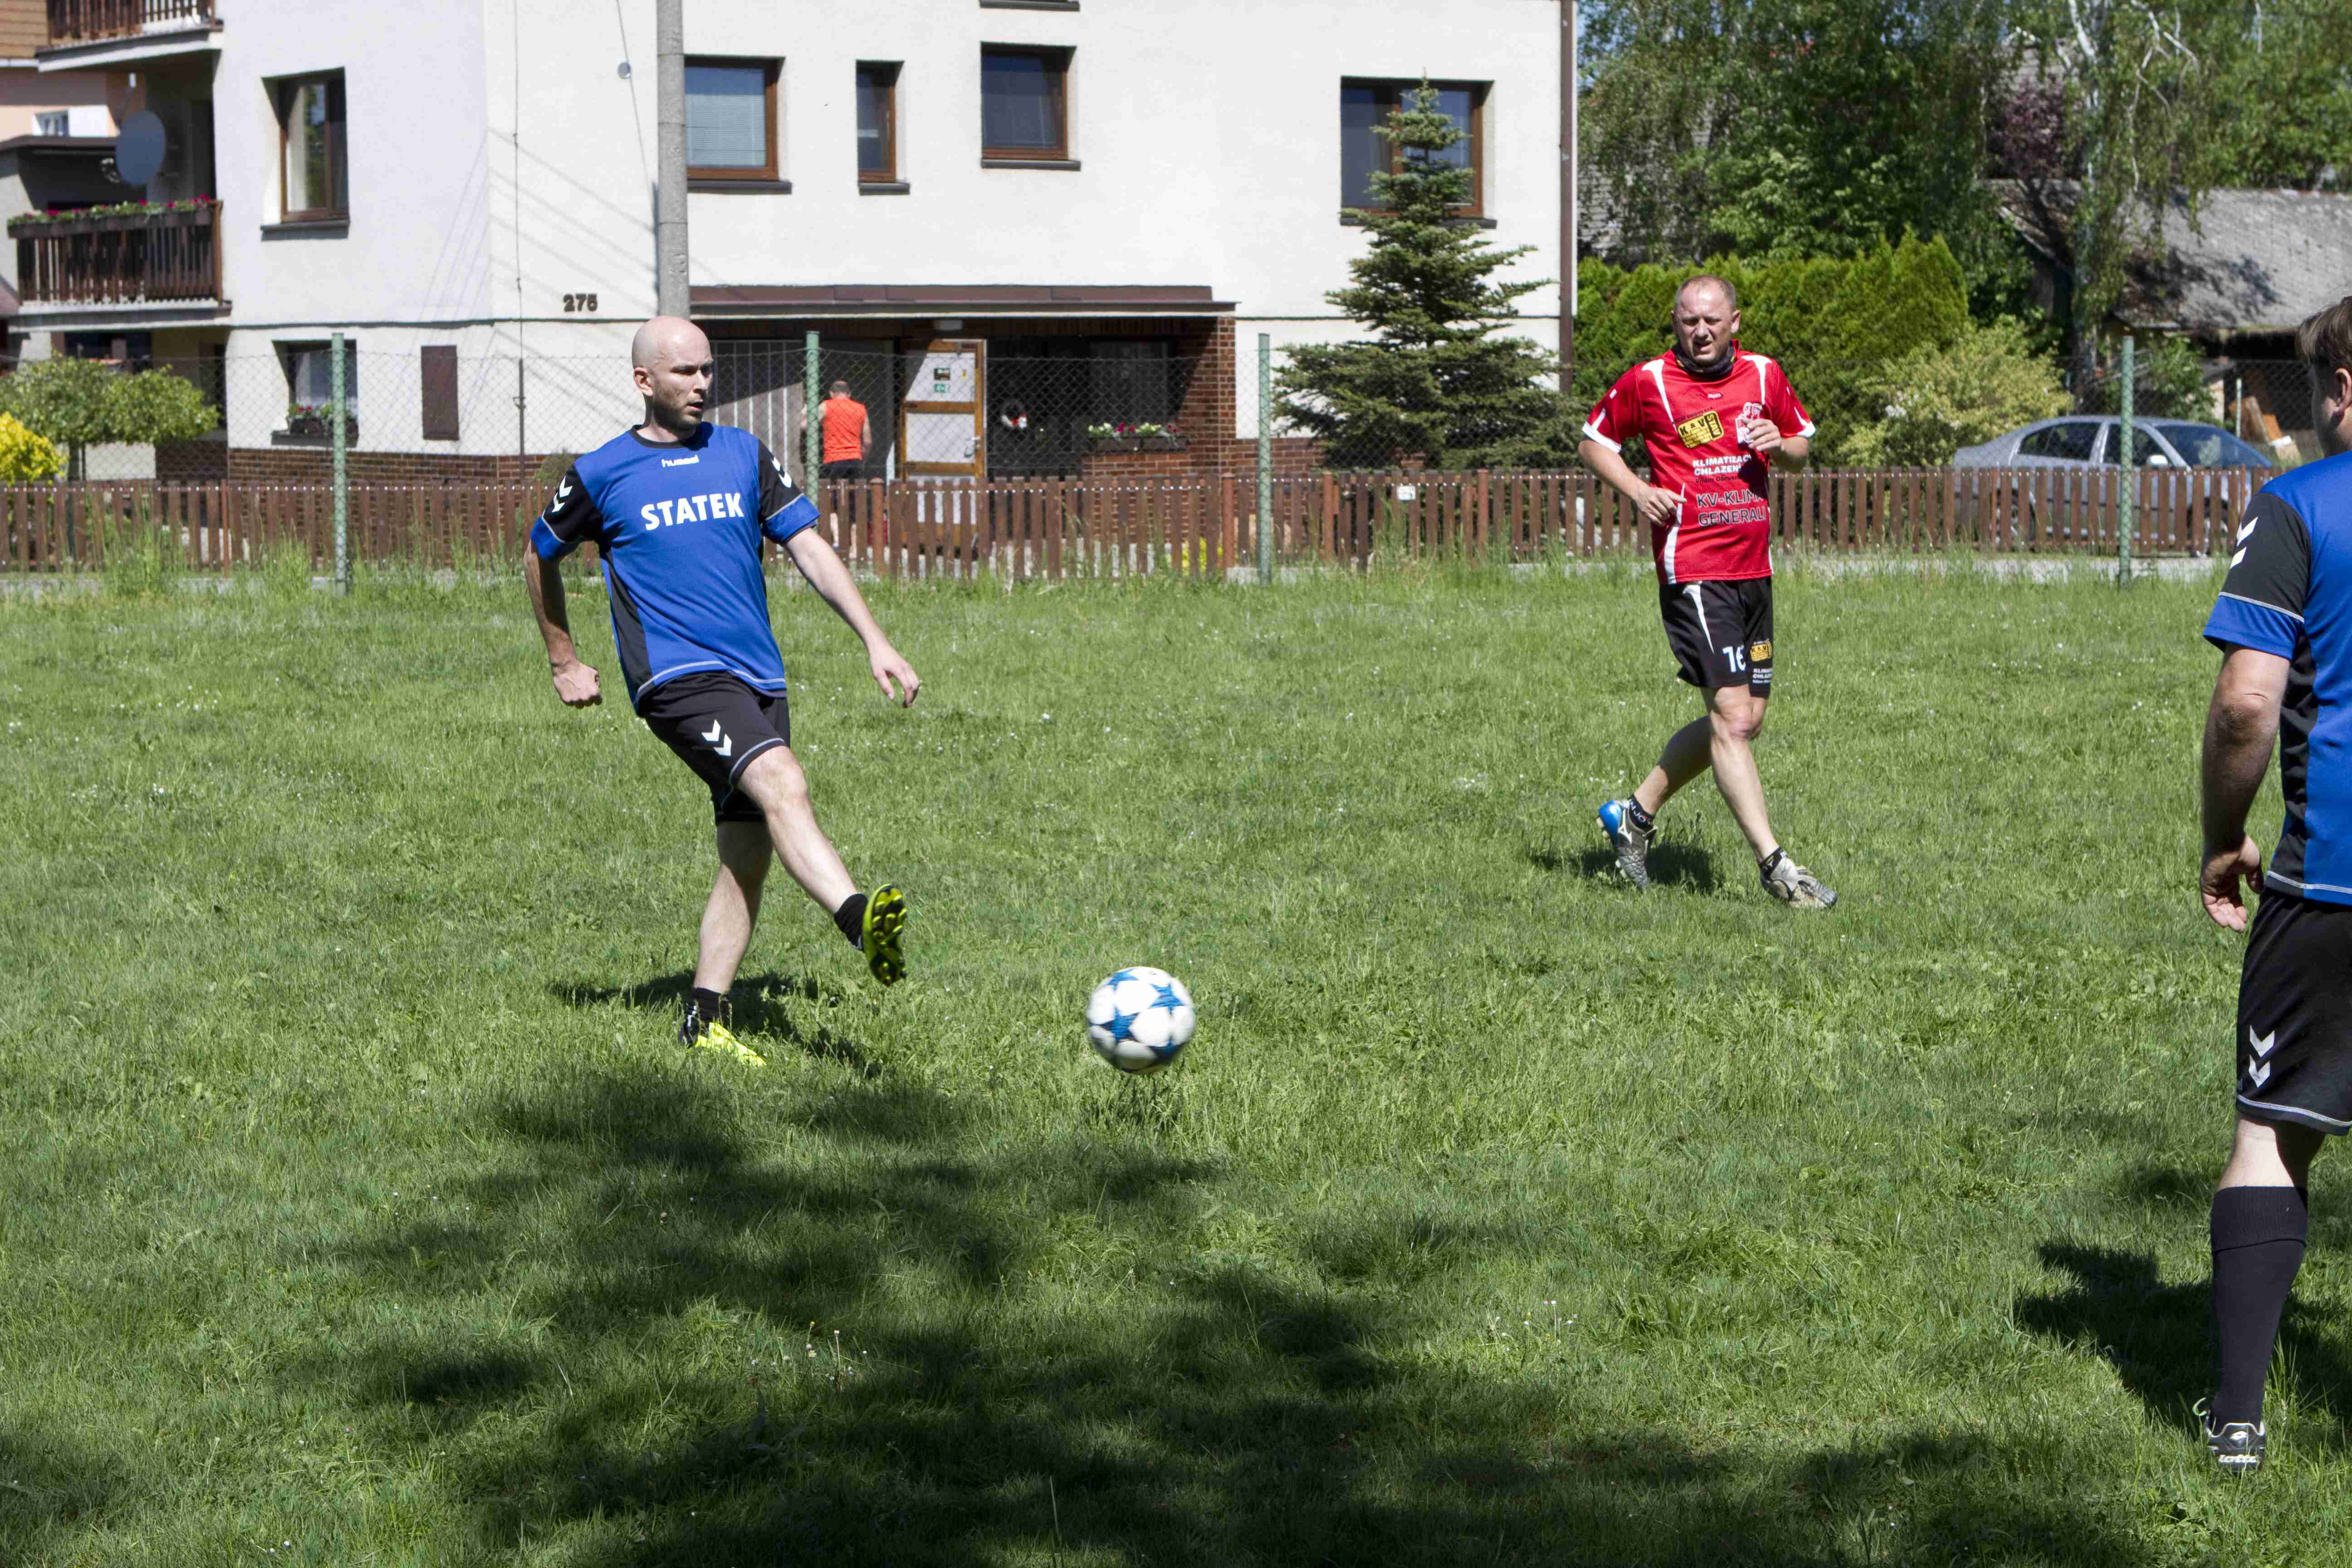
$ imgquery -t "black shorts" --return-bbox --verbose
[636,671,790,825]
[818,460,865,482]
[1658,578,1775,694]
[2236,888,2352,1134]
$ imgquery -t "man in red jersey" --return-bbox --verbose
[1582,274,1836,907]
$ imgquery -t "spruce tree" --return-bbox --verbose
[1276,83,1567,470]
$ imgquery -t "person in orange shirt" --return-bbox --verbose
[817,381,870,482]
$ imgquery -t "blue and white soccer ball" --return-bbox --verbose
[1085,966,1197,1074]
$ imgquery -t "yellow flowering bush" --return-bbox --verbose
[0,412,64,481]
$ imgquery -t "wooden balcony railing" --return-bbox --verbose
[45,0,214,44]
[9,202,223,307]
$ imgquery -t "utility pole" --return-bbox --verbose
[655,0,689,316]
[1559,0,1576,395]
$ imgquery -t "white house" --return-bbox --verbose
[8,0,1570,482]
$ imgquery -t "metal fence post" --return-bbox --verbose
[1257,333,1273,584]
[2118,332,2134,585]
[803,330,821,486]
[331,331,349,593]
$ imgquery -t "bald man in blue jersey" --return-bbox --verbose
[2195,294,2352,1473]
[524,316,921,1066]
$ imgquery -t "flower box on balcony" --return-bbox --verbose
[1085,424,1185,453]
[7,200,220,239]
[280,410,358,442]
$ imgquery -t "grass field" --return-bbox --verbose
[2,560,2343,1566]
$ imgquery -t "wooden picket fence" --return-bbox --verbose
[0,466,2269,580]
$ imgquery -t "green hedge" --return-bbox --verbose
[1569,234,1970,466]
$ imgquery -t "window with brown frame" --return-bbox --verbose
[980,45,1069,162]
[273,71,347,221]
[857,62,900,183]
[685,57,779,181]
[1340,78,1486,216]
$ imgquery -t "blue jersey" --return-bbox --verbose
[2204,451,2352,903]
[530,423,819,708]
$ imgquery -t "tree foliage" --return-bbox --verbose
[2091,332,2209,421]
[2009,1,2236,402]
[1275,84,1567,469]
[0,359,220,479]
[1846,318,2071,465]
[1579,0,2027,318]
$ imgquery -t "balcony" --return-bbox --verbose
[9,201,223,311]
[39,0,220,70]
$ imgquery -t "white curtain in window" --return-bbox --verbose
[686,65,768,167]
[982,54,1058,150]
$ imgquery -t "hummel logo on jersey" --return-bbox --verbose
[554,477,573,504]
[700,720,734,759]
[2247,1026,2280,1089]
[661,455,701,468]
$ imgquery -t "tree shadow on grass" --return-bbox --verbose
[1529,841,1720,892]
[286,1068,2164,1566]
[0,1424,128,1563]
[553,967,879,1076]
[2016,1240,2352,1456]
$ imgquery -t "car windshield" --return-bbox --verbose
[2154,422,2273,468]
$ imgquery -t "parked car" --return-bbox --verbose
[1953,416,2276,472]
[1950,417,2274,551]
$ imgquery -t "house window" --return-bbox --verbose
[1090,341,1175,424]
[274,72,348,220]
[1340,78,1485,214]
[981,46,1068,161]
[280,340,357,422]
[686,58,779,180]
[35,111,68,137]
[857,62,899,183]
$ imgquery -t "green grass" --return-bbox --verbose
[1,560,2340,1565]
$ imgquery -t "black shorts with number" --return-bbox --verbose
[2236,887,2352,1135]
[1658,577,1775,694]
[636,671,791,825]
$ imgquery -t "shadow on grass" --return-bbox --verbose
[0,1424,127,1562]
[2017,1240,2352,1455]
[553,968,878,1076]
[284,1068,2161,1567]
[1532,841,1721,892]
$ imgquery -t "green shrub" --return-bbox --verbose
[0,412,64,481]
[1846,318,2071,467]
[2095,334,2210,421]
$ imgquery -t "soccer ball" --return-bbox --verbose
[1085,966,1197,1074]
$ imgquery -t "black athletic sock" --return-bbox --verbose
[2211,1184,2310,1426]
[686,987,728,1027]
[833,892,868,950]
[1627,800,1656,833]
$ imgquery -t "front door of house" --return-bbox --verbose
[900,339,986,479]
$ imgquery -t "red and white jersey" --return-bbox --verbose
[1582,347,1814,584]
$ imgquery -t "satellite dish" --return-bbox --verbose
[113,111,166,188]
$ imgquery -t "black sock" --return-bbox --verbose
[833,892,868,949]
[688,986,728,1024]
[1627,800,1655,832]
[2211,1184,2309,1425]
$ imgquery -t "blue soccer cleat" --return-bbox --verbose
[1597,797,1652,890]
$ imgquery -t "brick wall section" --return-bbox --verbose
[196,447,562,487]
[1078,318,1239,482]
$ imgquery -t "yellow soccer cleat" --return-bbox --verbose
[862,884,907,986]
[679,994,768,1067]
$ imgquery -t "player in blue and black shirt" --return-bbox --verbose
[524,316,921,1065]
[2195,294,2352,1474]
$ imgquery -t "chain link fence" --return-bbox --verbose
[18,339,2330,484]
